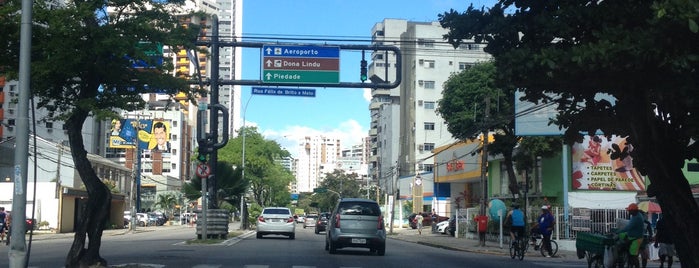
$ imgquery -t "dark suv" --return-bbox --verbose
[325,198,386,256]
[315,212,330,234]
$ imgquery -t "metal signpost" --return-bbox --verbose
[262,45,340,84]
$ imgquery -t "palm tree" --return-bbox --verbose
[155,193,177,221]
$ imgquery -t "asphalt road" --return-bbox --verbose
[0,224,597,268]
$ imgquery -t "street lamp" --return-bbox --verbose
[239,93,253,230]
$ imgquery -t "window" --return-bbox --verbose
[46,122,53,129]
[7,119,15,126]
[417,39,435,48]
[423,81,435,89]
[172,134,177,141]
[424,122,435,130]
[423,143,435,151]
[422,164,434,172]
[424,60,435,68]
[459,62,473,70]
[423,101,435,109]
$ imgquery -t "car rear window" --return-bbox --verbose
[263,208,290,215]
[338,202,380,216]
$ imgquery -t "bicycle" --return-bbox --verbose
[509,232,527,260]
[530,232,559,257]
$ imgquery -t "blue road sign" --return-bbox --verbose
[251,87,316,97]
[262,45,340,58]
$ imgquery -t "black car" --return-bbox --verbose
[315,212,330,234]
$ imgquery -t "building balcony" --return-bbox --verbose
[369,101,382,110]
[371,88,390,97]
[369,128,377,136]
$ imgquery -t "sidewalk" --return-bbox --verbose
[386,226,581,261]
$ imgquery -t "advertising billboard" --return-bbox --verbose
[571,135,645,191]
[109,119,170,153]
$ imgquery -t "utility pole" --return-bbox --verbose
[478,96,490,247]
[9,0,33,265]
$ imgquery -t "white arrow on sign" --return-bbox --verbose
[265,73,272,80]
[265,47,273,55]
[266,59,272,67]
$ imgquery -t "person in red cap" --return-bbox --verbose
[615,203,645,267]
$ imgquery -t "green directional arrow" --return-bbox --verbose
[263,70,339,84]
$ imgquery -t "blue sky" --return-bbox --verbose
[240,0,492,154]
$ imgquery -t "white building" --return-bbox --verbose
[216,0,243,138]
[368,19,490,196]
[294,135,341,193]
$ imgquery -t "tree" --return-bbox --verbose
[439,1,699,265]
[438,62,560,198]
[0,0,203,265]
[182,161,246,210]
[218,126,293,208]
[154,192,177,220]
[313,170,362,211]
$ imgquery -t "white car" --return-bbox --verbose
[256,207,296,239]
[437,220,450,234]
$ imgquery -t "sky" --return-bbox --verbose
[240,0,493,155]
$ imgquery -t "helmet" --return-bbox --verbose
[626,203,639,211]
[541,205,549,210]
[511,204,520,209]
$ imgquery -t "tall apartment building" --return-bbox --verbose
[215,0,243,138]
[294,135,341,193]
[368,19,490,194]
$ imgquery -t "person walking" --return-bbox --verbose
[507,204,525,245]
[654,217,675,268]
[537,205,555,257]
[4,211,11,245]
[0,207,6,242]
[415,212,424,235]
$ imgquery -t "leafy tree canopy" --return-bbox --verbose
[439,1,699,265]
[218,126,293,208]
[0,0,207,265]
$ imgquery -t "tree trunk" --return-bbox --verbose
[502,153,520,197]
[646,158,699,267]
[63,110,111,268]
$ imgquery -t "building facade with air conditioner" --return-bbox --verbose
[367,19,490,215]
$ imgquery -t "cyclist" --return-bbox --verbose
[615,203,645,267]
[507,203,525,245]
[537,205,555,257]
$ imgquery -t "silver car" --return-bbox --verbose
[256,207,296,239]
[325,198,386,255]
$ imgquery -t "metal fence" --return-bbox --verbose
[453,206,633,241]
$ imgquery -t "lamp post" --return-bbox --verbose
[239,93,253,230]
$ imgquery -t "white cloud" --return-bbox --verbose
[259,119,367,158]
[362,88,372,102]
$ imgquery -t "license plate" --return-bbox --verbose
[351,238,366,244]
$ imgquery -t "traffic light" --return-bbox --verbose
[360,59,368,82]
[197,151,207,162]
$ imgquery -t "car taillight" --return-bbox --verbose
[377,215,384,230]
[334,214,341,228]
[257,216,265,223]
[287,217,294,223]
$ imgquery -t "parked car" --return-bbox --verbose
[325,198,386,256]
[315,213,330,234]
[135,213,153,226]
[437,220,450,234]
[408,212,449,229]
[25,218,36,232]
[304,214,318,229]
[256,207,296,239]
